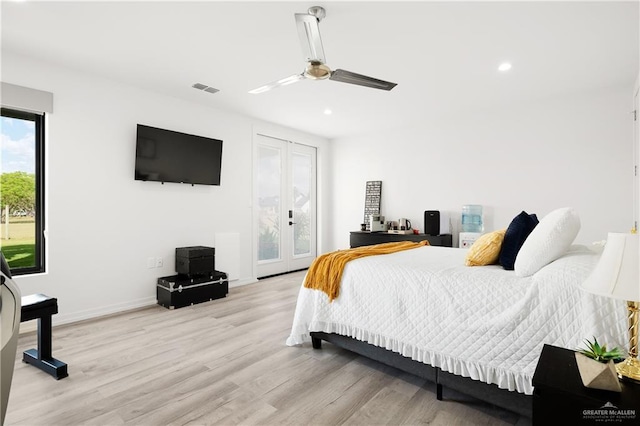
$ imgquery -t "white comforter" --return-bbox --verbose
[286,245,627,394]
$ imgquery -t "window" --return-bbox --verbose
[1,108,45,274]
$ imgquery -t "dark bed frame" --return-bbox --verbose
[310,331,533,418]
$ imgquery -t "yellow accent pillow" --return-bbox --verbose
[465,229,507,266]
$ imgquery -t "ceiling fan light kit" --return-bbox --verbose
[249,6,397,94]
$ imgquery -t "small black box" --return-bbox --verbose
[424,210,440,236]
[157,271,228,309]
[176,246,215,276]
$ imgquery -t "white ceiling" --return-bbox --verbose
[2,1,638,139]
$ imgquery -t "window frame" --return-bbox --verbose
[1,107,46,275]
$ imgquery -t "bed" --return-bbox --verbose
[285,243,628,418]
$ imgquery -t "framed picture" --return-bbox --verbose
[363,180,382,231]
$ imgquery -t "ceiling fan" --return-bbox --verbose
[248,6,397,94]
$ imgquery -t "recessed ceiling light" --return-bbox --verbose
[498,62,512,72]
[324,108,332,115]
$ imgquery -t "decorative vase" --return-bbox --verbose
[575,352,622,392]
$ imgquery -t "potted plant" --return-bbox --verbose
[575,337,624,392]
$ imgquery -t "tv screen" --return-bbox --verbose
[135,124,223,186]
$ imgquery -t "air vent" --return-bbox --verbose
[192,83,219,94]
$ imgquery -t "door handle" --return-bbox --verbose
[289,221,296,226]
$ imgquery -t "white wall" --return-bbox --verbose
[329,86,634,250]
[2,52,329,326]
[3,48,634,327]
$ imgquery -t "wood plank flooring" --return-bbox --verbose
[6,271,531,425]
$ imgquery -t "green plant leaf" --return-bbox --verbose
[578,336,625,363]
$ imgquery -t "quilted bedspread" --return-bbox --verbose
[286,245,628,395]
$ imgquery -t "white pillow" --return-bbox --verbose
[514,207,581,277]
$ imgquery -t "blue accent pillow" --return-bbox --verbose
[499,211,539,270]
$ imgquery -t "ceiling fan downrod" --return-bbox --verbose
[308,6,326,21]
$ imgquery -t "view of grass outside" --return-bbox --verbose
[1,217,35,268]
[1,112,38,270]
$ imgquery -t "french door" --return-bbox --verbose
[255,134,317,278]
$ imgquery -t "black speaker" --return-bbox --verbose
[424,210,440,236]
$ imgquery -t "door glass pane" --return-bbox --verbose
[1,115,37,269]
[292,151,311,256]
[257,146,281,261]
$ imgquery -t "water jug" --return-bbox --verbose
[462,205,483,232]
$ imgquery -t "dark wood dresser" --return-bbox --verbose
[349,232,453,248]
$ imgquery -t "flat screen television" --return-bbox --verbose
[135,124,223,186]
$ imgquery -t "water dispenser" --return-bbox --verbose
[462,205,483,232]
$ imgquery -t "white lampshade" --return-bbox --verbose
[582,233,640,302]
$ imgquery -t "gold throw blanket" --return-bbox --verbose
[303,240,429,302]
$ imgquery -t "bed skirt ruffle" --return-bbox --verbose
[286,320,533,395]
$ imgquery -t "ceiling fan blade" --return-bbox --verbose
[329,69,397,91]
[295,13,326,64]
[248,74,305,94]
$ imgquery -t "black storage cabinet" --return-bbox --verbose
[157,271,228,309]
[349,232,453,248]
[176,246,214,276]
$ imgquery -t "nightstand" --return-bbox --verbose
[532,344,640,425]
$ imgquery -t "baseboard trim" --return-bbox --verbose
[18,278,261,335]
[257,268,308,280]
[229,277,258,288]
[19,296,157,334]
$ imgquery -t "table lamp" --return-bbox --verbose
[582,232,640,382]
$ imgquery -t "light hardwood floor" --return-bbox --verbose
[6,271,531,425]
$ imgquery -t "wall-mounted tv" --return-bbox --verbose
[135,124,223,186]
